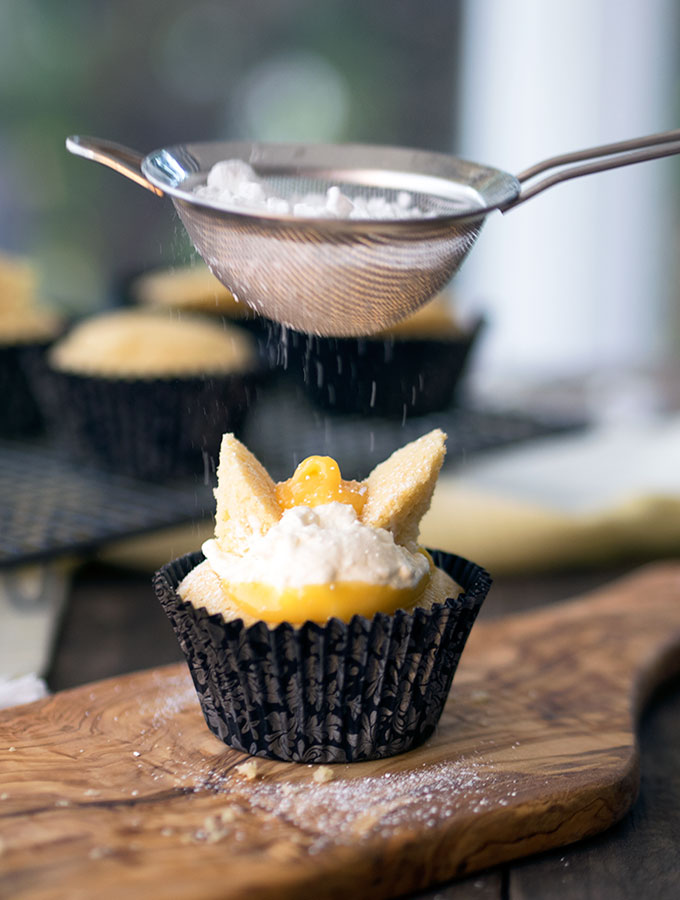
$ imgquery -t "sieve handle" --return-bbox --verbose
[507,128,680,208]
[65,136,164,197]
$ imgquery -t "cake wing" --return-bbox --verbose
[214,434,281,554]
[361,429,446,546]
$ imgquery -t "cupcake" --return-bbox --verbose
[126,262,256,322]
[0,252,62,437]
[154,429,491,762]
[300,294,483,416]
[31,308,263,480]
[125,262,284,370]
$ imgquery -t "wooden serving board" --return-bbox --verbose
[2,563,680,900]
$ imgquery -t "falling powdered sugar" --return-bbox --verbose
[193,159,432,220]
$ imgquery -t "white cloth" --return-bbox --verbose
[0,562,73,707]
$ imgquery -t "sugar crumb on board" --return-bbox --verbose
[199,808,238,843]
[231,759,494,854]
[312,766,335,784]
[88,846,113,860]
[235,760,259,781]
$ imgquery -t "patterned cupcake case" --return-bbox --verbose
[154,549,491,763]
[0,342,52,438]
[28,364,264,481]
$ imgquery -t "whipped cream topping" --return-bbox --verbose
[202,502,429,589]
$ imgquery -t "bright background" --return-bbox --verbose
[1,0,679,396]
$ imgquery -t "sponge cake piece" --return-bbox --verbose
[214,433,281,555]
[361,429,446,547]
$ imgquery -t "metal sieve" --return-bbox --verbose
[67,130,680,337]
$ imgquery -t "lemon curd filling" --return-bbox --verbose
[276,455,367,517]
[203,481,432,625]
[223,571,430,625]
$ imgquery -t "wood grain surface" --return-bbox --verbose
[1,562,680,900]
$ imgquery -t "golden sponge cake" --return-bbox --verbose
[213,433,282,555]
[49,309,256,378]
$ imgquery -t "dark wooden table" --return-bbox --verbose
[44,556,680,900]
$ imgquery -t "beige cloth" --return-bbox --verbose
[98,520,213,572]
[420,417,680,573]
[420,480,680,574]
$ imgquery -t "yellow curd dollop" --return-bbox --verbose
[275,455,367,517]
[208,455,431,625]
[224,570,430,625]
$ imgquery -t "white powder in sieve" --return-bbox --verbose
[194,159,431,220]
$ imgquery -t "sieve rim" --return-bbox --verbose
[140,139,521,227]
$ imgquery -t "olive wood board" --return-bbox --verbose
[1,562,680,900]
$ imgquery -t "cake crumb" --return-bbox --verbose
[469,690,491,704]
[269,840,304,862]
[312,766,335,784]
[215,806,237,824]
[200,807,238,843]
[235,760,259,781]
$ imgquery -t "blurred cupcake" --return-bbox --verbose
[301,295,483,416]
[127,262,256,322]
[0,252,62,437]
[154,429,491,762]
[32,308,263,480]
[125,261,287,371]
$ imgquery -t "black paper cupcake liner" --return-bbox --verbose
[0,341,54,438]
[28,359,265,481]
[297,318,484,417]
[154,549,491,763]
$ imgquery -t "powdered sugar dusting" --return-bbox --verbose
[194,159,432,220]
[241,761,486,844]
[162,757,509,854]
[142,673,200,729]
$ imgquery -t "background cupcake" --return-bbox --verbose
[125,262,256,322]
[299,294,483,417]
[0,252,62,438]
[31,308,264,481]
[124,261,286,371]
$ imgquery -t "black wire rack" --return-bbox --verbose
[0,440,213,569]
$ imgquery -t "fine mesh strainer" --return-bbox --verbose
[67,130,680,337]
